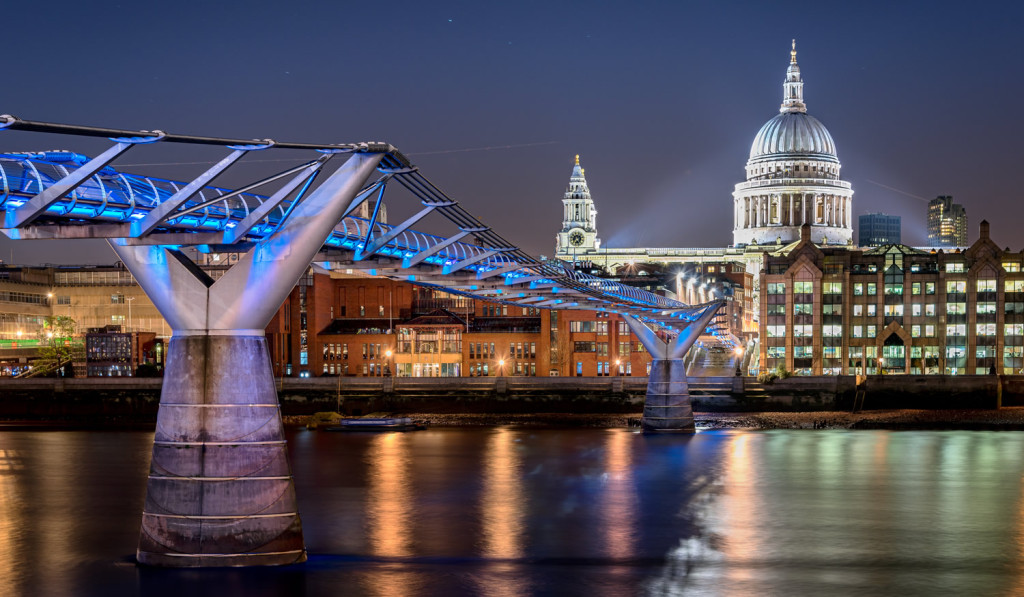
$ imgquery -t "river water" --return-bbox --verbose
[1,427,1023,596]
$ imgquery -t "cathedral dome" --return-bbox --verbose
[749,112,836,160]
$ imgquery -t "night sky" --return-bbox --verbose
[2,1,1023,265]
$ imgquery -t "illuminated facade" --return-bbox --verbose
[555,155,601,257]
[761,221,1024,375]
[927,195,968,247]
[732,41,853,247]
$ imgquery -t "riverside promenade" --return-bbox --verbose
[0,375,1022,423]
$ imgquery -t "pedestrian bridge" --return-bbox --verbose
[0,116,725,567]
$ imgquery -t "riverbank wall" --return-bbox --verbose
[0,375,1020,421]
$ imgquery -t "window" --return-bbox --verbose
[912,304,922,316]
[111,294,125,304]
[946,281,966,293]
[57,295,71,305]
[853,283,864,296]
[853,304,863,316]
[1007,324,1024,336]
[977,279,997,292]
[794,281,813,294]
[767,346,786,358]
[794,303,814,315]
[852,326,863,338]
[911,325,921,338]
[793,325,813,337]
[912,282,921,295]
[867,305,876,317]
[867,325,877,338]
[867,283,877,295]
[946,303,967,315]
[947,324,966,337]
[823,282,842,294]
[946,262,965,273]
[1008,280,1024,292]
[925,325,935,337]
[822,325,842,337]
[977,323,997,336]
[766,325,786,338]
[767,304,786,315]
[1004,262,1021,273]
[822,304,842,315]
[925,304,936,317]
[767,283,786,295]
[926,282,936,295]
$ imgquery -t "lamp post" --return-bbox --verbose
[385,348,393,377]
[734,345,744,376]
[615,358,621,376]
[498,358,505,377]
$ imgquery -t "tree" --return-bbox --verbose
[36,315,78,377]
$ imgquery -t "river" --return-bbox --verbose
[0,427,1022,596]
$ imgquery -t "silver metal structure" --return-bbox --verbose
[0,116,725,566]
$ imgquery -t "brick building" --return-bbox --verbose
[760,221,1024,375]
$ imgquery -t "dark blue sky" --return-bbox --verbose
[2,1,1023,264]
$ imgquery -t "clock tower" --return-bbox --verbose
[555,155,601,259]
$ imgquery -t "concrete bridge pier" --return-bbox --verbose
[623,302,724,433]
[110,153,384,567]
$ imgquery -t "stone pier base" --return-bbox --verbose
[641,359,695,433]
[137,335,305,567]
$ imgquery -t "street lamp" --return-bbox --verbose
[615,358,621,376]
[498,358,505,377]
[385,348,393,376]
[734,346,744,376]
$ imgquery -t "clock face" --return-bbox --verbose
[569,231,585,246]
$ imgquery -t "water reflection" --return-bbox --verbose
[0,446,24,595]
[364,432,412,557]
[480,427,523,560]
[600,429,635,560]
[4,429,1024,595]
[475,427,526,597]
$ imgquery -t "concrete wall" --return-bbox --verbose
[0,375,1018,422]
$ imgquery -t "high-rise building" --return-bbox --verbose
[927,196,968,247]
[732,40,854,247]
[858,213,901,247]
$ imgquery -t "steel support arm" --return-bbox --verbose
[7,141,135,228]
[403,228,479,267]
[132,149,248,237]
[222,158,327,244]
[355,204,438,260]
[667,300,726,359]
[621,314,669,359]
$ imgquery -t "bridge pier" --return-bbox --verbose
[111,153,383,567]
[642,359,694,433]
[623,302,724,433]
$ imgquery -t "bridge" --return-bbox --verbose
[0,116,725,567]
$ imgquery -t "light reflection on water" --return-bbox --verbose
[0,428,1023,595]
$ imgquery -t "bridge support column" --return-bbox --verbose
[111,152,383,567]
[622,301,724,433]
[643,359,694,432]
